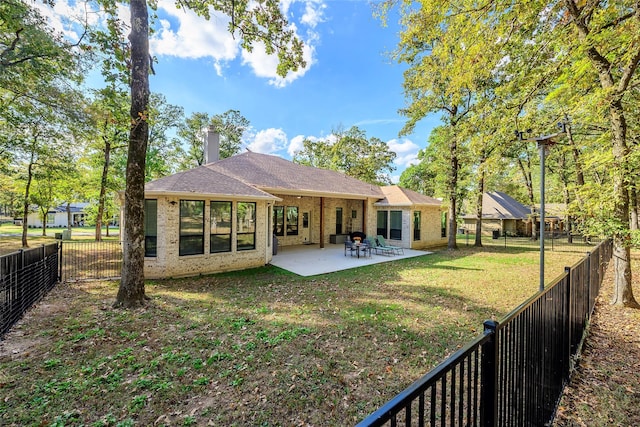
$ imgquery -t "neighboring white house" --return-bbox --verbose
[27,203,89,228]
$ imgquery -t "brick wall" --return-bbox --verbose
[144,196,271,279]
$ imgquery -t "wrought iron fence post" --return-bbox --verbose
[481,319,499,427]
[563,266,572,379]
[585,251,591,314]
[57,241,63,282]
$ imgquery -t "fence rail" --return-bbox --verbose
[357,239,612,427]
[1,243,60,337]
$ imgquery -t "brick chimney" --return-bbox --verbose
[205,125,220,163]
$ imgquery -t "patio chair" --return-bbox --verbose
[360,238,372,258]
[376,235,404,255]
[344,238,358,257]
[368,235,393,256]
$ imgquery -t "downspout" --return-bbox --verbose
[320,197,325,249]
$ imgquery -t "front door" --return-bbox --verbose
[302,211,311,243]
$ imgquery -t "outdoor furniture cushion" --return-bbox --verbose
[376,235,404,255]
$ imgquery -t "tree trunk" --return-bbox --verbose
[40,208,47,236]
[67,203,72,229]
[630,186,638,231]
[517,156,537,240]
[609,98,638,307]
[563,0,638,308]
[96,137,111,242]
[447,136,458,250]
[115,0,149,308]
[21,153,35,248]
[474,166,485,247]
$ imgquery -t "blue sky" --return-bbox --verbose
[44,0,441,181]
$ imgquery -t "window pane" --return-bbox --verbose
[286,206,298,236]
[144,199,157,257]
[441,212,447,237]
[413,211,421,241]
[180,236,204,256]
[211,201,231,233]
[180,200,204,255]
[211,201,232,253]
[377,211,388,238]
[238,202,256,250]
[274,206,284,236]
[237,233,255,251]
[336,207,343,234]
[390,211,402,240]
[211,234,231,253]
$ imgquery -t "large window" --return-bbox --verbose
[413,211,421,241]
[390,210,402,240]
[286,207,298,235]
[237,202,256,251]
[47,213,55,226]
[441,212,448,237]
[144,199,157,257]
[377,210,388,238]
[179,200,204,256]
[210,201,232,253]
[336,207,343,234]
[273,206,284,236]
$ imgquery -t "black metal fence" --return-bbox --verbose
[457,230,603,253]
[1,243,60,337]
[357,239,612,427]
[60,240,122,281]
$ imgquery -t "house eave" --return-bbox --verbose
[143,190,282,202]
[259,187,379,200]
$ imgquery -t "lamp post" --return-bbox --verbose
[517,123,566,292]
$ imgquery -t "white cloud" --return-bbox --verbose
[150,0,238,65]
[288,134,306,157]
[150,0,321,86]
[40,0,323,87]
[246,128,289,154]
[301,0,326,28]
[240,35,316,88]
[35,0,106,43]
[387,138,420,168]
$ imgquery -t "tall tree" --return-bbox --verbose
[85,87,130,241]
[561,0,640,307]
[176,112,210,168]
[292,126,396,185]
[146,93,185,180]
[385,0,639,304]
[116,1,306,307]
[177,109,250,170]
[211,109,250,160]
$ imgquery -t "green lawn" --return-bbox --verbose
[0,245,591,426]
[0,223,120,255]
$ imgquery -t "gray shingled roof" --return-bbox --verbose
[145,165,278,200]
[206,151,383,199]
[375,185,442,207]
[463,191,531,219]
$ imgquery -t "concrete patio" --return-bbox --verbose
[269,243,433,276]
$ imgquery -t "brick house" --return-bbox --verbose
[461,191,532,236]
[128,135,447,279]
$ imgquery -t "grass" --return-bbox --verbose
[0,242,593,426]
[0,223,120,255]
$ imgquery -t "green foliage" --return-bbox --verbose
[292,126,396,185]
[176,110,250,170]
